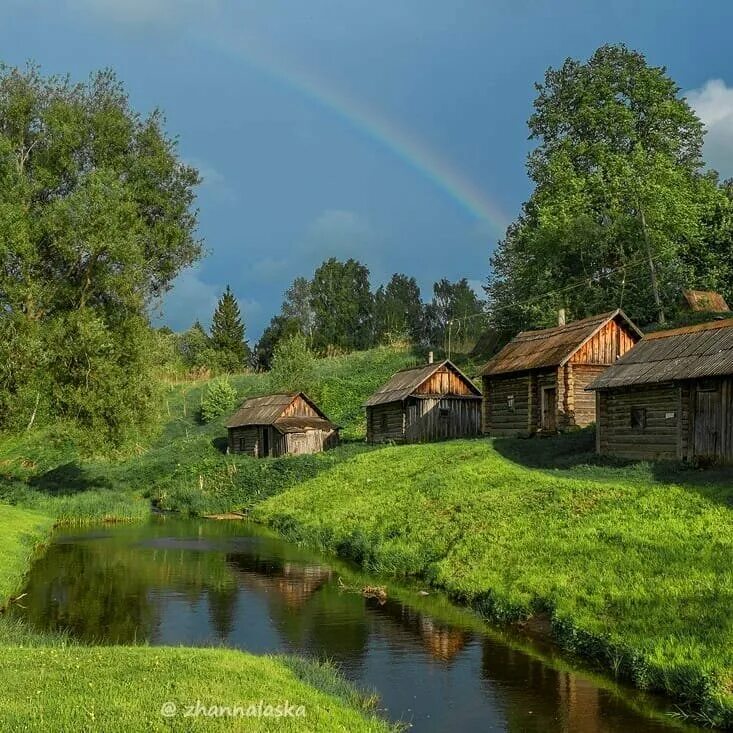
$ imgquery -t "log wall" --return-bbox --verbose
[366,402,406,443]
[597,384,680,460]
[482,374,532,436]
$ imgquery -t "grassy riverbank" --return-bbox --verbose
[255,435,733,727]
[0,504,394,733]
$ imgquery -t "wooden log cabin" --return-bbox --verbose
[479,310,642,436]
[226,392,338,457]
[364,359,482,444]
[589,318,733,464]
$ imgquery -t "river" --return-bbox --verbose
[10,516,701,732]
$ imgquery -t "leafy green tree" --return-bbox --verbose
[374,273,424,345]
[426,278,487,353]
[210,285,249,371]
[281,277,315,342]
[311,258,374,352]
[253,314,301,371]
[487,44,723,333]
[268,333,317,395]
[0,63,201,443]
[176,321,212,370]
[200,378,237,423]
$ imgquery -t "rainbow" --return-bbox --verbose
[204,30,509,235]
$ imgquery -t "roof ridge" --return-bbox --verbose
[644,318,733,340]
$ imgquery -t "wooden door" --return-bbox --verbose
[259,427,270,458]
[542,387,557,432]
[694,383,722,461]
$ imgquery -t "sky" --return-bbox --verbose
[2,1,733,340]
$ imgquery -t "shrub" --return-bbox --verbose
[200,378,237,423]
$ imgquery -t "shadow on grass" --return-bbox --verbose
[28,462,112,495]
[492,429,733,501]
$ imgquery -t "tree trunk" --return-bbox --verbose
[638,201,665,324]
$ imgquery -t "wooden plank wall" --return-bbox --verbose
[597,384,679,460]
[228,426,259,456]
[283,429,338,455]
[283,395,320,418]
[405,397,481,442]
[414,367,476,396]
[570,319,637,365]
[367,403,406,443]
[482,374,531,436]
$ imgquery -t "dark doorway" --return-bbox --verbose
[694,382,721,461]
[260,427,270,458]
[542,387,557,432]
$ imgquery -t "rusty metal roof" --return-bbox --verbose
[364,359,481,407]
[589,318,733,390]
[479,309,642,377]
[225,392,334,430]
[681,289,730,312]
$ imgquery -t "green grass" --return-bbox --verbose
[0,646,393,732]
[254,437,733,727]
[0,345,418,522]
[0,504,54,609]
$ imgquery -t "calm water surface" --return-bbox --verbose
[12,517,701,732]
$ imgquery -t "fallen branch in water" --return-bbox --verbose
[338,577,388,604]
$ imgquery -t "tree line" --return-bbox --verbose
[167,262,488,374]
[3,45,732,447]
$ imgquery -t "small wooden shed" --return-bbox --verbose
[226,392,338,457]
[680,289,730,313]
[364,359,482,444]
[479,310,642,436]
[589,318,733,464]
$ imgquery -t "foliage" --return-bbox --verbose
[373,273,424,345]
[0,63,201,445]
[200,378,237,423]
[425,278,487,353]
[209,285,250,371]
[256,437,733,726]
[487,44,730,335]
[311,258,374,352]
[268,333,317,396]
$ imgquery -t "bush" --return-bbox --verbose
[200,378,237,423]
[269,333,317,396]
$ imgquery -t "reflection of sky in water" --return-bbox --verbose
[12,519,701,733]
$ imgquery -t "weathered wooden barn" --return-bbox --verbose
[226,392,338,457]
[589,318,733,464]
[479,310,642,436]
[365,359,482,444]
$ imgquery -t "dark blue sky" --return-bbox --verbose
[4,1,733,339]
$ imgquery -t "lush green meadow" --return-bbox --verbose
[254,436,733,727]
[0,345,417,520]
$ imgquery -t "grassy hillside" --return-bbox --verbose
[254,436,733,727]
[0,345,417,521]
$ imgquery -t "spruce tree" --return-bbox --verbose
[210,286,249,370]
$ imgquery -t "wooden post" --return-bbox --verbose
[527,373,534,434]
[566,363,575,427]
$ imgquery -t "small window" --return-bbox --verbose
[439,407,451,422]
[698,379,719,393]
[507,394,515,412]
[238,437,246,452]
[630,407,646,431]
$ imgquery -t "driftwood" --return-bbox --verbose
[337,577,388,605]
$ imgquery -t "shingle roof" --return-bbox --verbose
[225,392,335,432]
[589,318,733,390]
[479,309,642,377]
[681,289,730,313]
[364,359,481,407]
